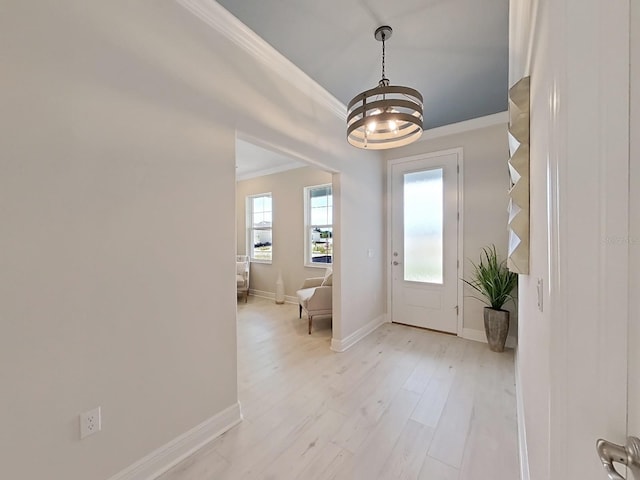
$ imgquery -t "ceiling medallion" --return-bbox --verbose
[347,26,423,150]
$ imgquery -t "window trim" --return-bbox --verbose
[304,183,333,268]
[246,192,273,264]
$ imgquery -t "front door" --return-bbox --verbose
[390,150,460,333]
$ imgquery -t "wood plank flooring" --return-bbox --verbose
[159,297,519,480]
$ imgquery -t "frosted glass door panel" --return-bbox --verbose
[403,169,443,284]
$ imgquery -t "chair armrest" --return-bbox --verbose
[306,286,332,311]
[300,277,324,288]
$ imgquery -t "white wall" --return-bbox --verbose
[509,2,552,477]
[330,164,386,343]
[236,166,333,297]
[0,4,238,479]
[383,120,515,337]
[0,1,386,478]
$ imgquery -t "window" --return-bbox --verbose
[247,193,272,263]
[403,168,443,284]
[304,184,332,266]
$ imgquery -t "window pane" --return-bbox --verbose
[253,196,264,212]
[306,185,332,265]
[252,194,272,214]
[309,227,332,264]
[403,169,443,283]
[251,194,272,228]
[252,212,263,227]
[311,206,329,226]
[251,229,272,261]
[311,195,327,208]
[310,185,331,198]
[248,194,272,262]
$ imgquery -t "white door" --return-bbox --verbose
[595,2,639,477]
[390,150,459,333]
[629,0,640,469]
[618,1,640,476]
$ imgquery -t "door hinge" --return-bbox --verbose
[455,305,459,315]
[457,164,460,173]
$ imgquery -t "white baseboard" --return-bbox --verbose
[108,402,242,480]
[331,314,389,352]
[461,327,517,349]
[515,348,530,480]
[249,289,297,305]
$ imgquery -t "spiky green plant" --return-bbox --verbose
[462,245,517,310]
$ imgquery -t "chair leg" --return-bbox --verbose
[308,315,312,335]
[299,304,302,319]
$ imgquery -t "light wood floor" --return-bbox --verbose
[159,296,519,480]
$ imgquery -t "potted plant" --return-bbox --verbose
[462,245,517,352]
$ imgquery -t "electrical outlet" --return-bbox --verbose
[80,407,101,439]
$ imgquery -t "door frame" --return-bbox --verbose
[386,147,464,336]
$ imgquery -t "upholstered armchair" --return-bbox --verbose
[236,255,250,302]
[296,268,332,334]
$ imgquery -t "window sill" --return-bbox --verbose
[250,259,272,265]
[304,263,333,269]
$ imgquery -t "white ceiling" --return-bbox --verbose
[236,139,307,180]
[226,0,509,177]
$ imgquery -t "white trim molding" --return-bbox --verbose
[108,402,242,480]
[235,132,340,175]
[386,148,464,338]
[509,0,540,83]
[175,0,346,120]
[417,112,508,143]
[248,289,297,305]
[515,348,531,480]
[236,161,306,182]
[461,328,517,349]
[456,151,465,337]
[331,314,388,352]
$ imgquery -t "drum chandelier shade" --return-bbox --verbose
[347,26,423,150]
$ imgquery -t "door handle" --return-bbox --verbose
[393,261,400,266]
[597,437,640,479]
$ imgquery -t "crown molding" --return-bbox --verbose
[419,111,509,141]
[236,161,306,181]
[236,132,340,174]
[175,0,347,120]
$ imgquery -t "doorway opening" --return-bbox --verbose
[234,134,338,338]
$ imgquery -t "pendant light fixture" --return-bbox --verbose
[347,26,423,150]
